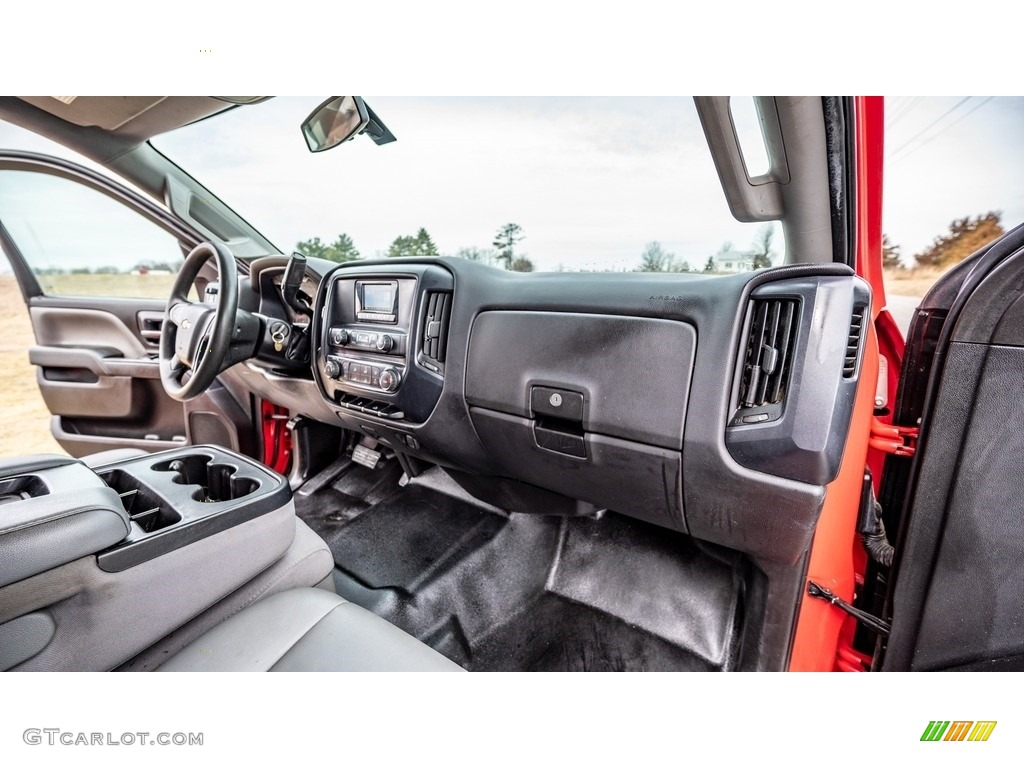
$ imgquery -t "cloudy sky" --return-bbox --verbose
[1,96,1023,273]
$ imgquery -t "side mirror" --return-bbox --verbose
[301,96,369,153]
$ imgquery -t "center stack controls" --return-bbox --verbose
[323,278,409,395]
[324,327,407,393]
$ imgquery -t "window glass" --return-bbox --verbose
[0,170,185,299]
[155,97,784,274]
[883,97,1024,333]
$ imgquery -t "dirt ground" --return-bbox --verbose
[0,275,65,455]
[882,267,946,299]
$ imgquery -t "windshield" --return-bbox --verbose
[153,97,782,273]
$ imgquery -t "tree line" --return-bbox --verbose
[884,211,1005,271]
[296,222,535,272]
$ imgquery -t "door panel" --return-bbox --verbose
[882,222,1024,670]
[29,303,152,356]
[26,303,189,456]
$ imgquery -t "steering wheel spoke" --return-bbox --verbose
[167,297,190,326]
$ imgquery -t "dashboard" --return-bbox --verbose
[269,257,872,569]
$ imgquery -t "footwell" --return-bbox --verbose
[295,459,751,671]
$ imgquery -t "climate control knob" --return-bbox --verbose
[376,334,394,352]
[324,359,341,379]
[379,367,401,393]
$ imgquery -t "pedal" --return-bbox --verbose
[352,443,383,469]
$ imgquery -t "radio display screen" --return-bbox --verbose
[361,283,396,313]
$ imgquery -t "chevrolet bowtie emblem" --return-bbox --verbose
[182,319,192,329]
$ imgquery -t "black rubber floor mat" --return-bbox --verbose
[294,459,405,543]
[330,484,507,593]
[466,595,718,672]
[548,514,745,667]
[301,461,749,670]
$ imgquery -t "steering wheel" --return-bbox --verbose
[159,241,239,401]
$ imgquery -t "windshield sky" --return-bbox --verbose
[156,95,1024,271]
[154,96,778,271]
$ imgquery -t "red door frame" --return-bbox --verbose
[789,96,899,670]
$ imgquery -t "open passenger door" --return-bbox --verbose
[878,222,1024,670]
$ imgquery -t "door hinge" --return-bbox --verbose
[869,417,919,457]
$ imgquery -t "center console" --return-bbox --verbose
[0,447,291,578]
[0,446,303,671]
[92,446,291,571]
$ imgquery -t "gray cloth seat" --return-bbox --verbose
[157,587,464,672]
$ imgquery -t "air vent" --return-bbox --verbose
[420,291,453,373]
[844,306,865,378]
[737,298,799,412]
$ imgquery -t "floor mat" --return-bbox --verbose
[467,595,718,672]
[296,459,750,671]
[329,485,507,593]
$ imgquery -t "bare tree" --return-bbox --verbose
[751,225,775,269]
[638,241,674,272]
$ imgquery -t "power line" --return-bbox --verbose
[887,96,972,159]
[886,96,923,130]
[892,97,995,163]
[884,96,909,124]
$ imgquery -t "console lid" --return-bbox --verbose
[0,456,129,587]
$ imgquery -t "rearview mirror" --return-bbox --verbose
[301,96,369,153]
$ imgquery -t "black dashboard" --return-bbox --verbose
[291,257,871,569]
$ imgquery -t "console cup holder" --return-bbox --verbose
[152,454,261,503]
[97,469,181,533]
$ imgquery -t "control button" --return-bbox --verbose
[376,333,394,352]
[379,367,401,393]
[356,332,370,345]
[741,413,770,424]
[324,359,341,379]
[331,328,349,345]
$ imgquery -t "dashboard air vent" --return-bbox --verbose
[420,291,453,373]
[844,305,865,378]
[738,298,799,410]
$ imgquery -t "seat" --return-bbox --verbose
[157,587,464,672]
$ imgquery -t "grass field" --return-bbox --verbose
[38,273,179,300]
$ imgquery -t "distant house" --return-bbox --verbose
[711,248,756,273]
